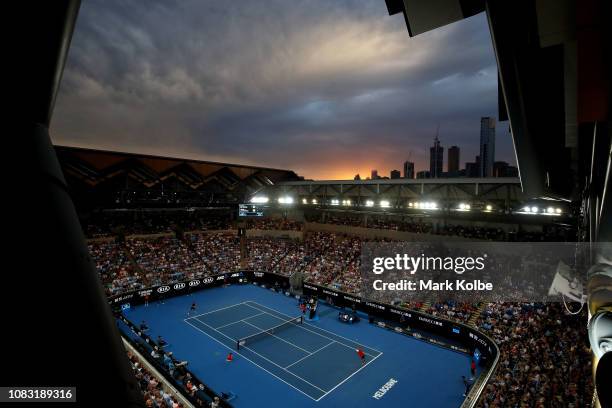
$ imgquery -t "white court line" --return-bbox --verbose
[284,341,336,369]
[245,301,384,354]
[183,318,321,402]
[186,301,248,320]
[241,319,312,354]
[214,312,266,330]
[244,301,382,357]
[314,350,384,402]
[186,301,383,402]
[189,314,328,394]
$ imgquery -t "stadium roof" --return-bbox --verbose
[55,145,301,208]
[277,177,520,186]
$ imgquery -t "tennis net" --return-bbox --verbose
[236,316,303,350]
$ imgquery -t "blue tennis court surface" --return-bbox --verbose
[123,284,472,407]
[185,301,382,401]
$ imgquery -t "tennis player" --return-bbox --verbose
[188,302,197,316]
[356,348,366,365]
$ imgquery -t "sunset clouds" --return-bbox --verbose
[52,0,515,180]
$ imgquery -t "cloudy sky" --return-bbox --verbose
[51,0,516,180]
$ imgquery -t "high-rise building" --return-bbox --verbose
[390,169,401,179]
[465,155,480,178]
[429,136,444,178]
[403,161,414,179]
[448,146,460,174]
[416,170,431,179]
[493,161,519,177]
[479,117,496,177]
[371,169,378,179]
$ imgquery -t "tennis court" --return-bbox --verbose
[184,300,383,401]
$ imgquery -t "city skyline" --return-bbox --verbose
[365,117,516,180]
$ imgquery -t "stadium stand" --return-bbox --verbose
[84,209,593,407]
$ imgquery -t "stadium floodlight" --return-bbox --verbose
[302,198,308,204]
[331,199,340,206]
[380,200,390,208]
[555,208,562,214]
[278,196,294,204]
[365,200,375,207]
[408,202,414,208]
[250,196,269,204]
[342,199,352,206]
[523,206,531,212]
[531,206,538,213]
[312,198,318,204]
[547,207,554,214]
[485,204,493,211]
[458,203,470,211]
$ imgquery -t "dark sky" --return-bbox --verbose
[51,0,516,180]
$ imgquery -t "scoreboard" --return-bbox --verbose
[238,203,267,217]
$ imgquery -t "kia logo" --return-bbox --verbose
[174,283,186,290]
[157,286,170,293]
[189,280,200,287]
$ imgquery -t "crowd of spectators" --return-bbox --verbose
[82,211,232,238]
[190,233,240,275]
[125,329,225,408]
[309,213,571,242]
[89,232,240,295]
[302,233,362,292]
[126,349,183,408]
[92,213,590,407]
[476,303,592,407]
[89,240,142,296]
[425,301,479,323]
[83,210,572,242]
[244,218,303,231]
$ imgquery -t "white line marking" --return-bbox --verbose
[185,300,383,402]
[186,301,250,320]
[214,312,266,329]
[183,318,321,401]
[284,341,336,369]
[241,320,311,354]
[315,351,384,402]
[244,301,382,357]
[190,314,328,394]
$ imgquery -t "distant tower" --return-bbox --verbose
[371,169,378,179]
[403,161,414,179]
[479,117,496,177]
[429,126,444,178]
[448,146,460,174]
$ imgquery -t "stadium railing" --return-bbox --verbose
[117,314,233,408]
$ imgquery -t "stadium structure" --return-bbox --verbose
[11,0,611,407]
